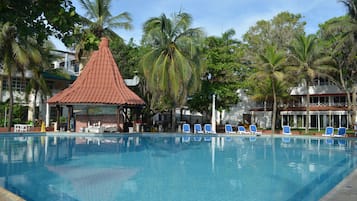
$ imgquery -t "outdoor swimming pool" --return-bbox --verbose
[0,133,356,201]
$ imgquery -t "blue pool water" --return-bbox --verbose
[0,134,357,201]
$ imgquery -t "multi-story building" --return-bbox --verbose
[223,77,356,130]
[0,50,78,126]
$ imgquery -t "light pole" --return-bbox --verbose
[211,94,216,133]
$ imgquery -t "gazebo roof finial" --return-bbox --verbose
[99,37,109,49]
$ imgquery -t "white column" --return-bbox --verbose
[211,94,216,133]
[46,101,50,127]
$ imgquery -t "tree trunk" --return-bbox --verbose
[5,56,13,131]
[338,65,353,127]
[32,89,38,124]
[171,107,176,132]
[271,80,277,135]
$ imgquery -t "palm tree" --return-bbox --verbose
[76,0,132,62]
[249,45,286,135]
[338,0,357,125]
[0,22,41,131]
[289,34,335,134]
[140,12,205,130]
[25,41,70,123]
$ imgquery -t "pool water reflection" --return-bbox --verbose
[0,134,356,201]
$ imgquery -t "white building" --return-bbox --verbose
[222,78,356,130]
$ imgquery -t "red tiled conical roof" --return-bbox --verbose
[47,38,145,106]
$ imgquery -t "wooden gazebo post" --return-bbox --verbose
[117,106,124,132]
[56,105,60,131]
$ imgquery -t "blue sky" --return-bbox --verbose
[52,0,346,50]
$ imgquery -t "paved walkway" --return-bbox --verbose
[320,168,357,201]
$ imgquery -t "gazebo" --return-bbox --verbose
[47,37,145,132]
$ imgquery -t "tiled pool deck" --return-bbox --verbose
[0,187,25,201]
[320,168,357,201]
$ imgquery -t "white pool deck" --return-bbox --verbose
[320,168,357,201]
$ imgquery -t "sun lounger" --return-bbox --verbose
[182,123,191,133]
[249,124,262,136]
[204,124,215,134]
[194,124,204,134]
[322,127,334,137]
[334,127,346,137]
[237,126,250,134]
[282,125,292,135]
[225,124,236,134]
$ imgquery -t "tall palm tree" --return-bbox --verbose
[79,0,132,38]
[76,0,132,62]
[25,41,70,123]
[339,0,357,124]
[289,34,335,134]
[140,12,205,130]
[249,46,286,135]
[0,22,41,131]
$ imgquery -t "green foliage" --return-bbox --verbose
[74,0,133,61]
[110,38,141,78]
[0,0,80,45]
[243,11,306,55]
[0,102,28,126]
[140,12,205,111]
[188,29,243,114]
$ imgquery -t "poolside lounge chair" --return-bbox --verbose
[249,124,262,136]
[334,127,346,137]
[237,126,250,134]
[225,124,236,134]
[182,123,191,133]
[282,125,292,135]
[322,127,334,137]
[204,124,215,134]
[194,124,204,134]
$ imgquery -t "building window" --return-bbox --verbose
[2,78,28,92]
[71,60,79,73]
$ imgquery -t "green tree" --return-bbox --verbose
[0,22,41,130]
[75,0,132,62]
[249,46,286,134]
[140,12,205,130]
[188,29,242,120]
[25,41,71,122]
[289,34,335,133]
[243,12,306,55]
[0,0,79,45]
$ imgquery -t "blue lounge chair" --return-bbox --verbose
[282,125,292,135]
[334,127,346,137]
[322,127,334,137]
[225,124,236,134]
[194,124,204,134]
[249,124,262,136]
[182,123,191,133]
[237,126,250,134]
[204,124,215,134]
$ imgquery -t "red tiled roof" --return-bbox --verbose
[47,38,145,106]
